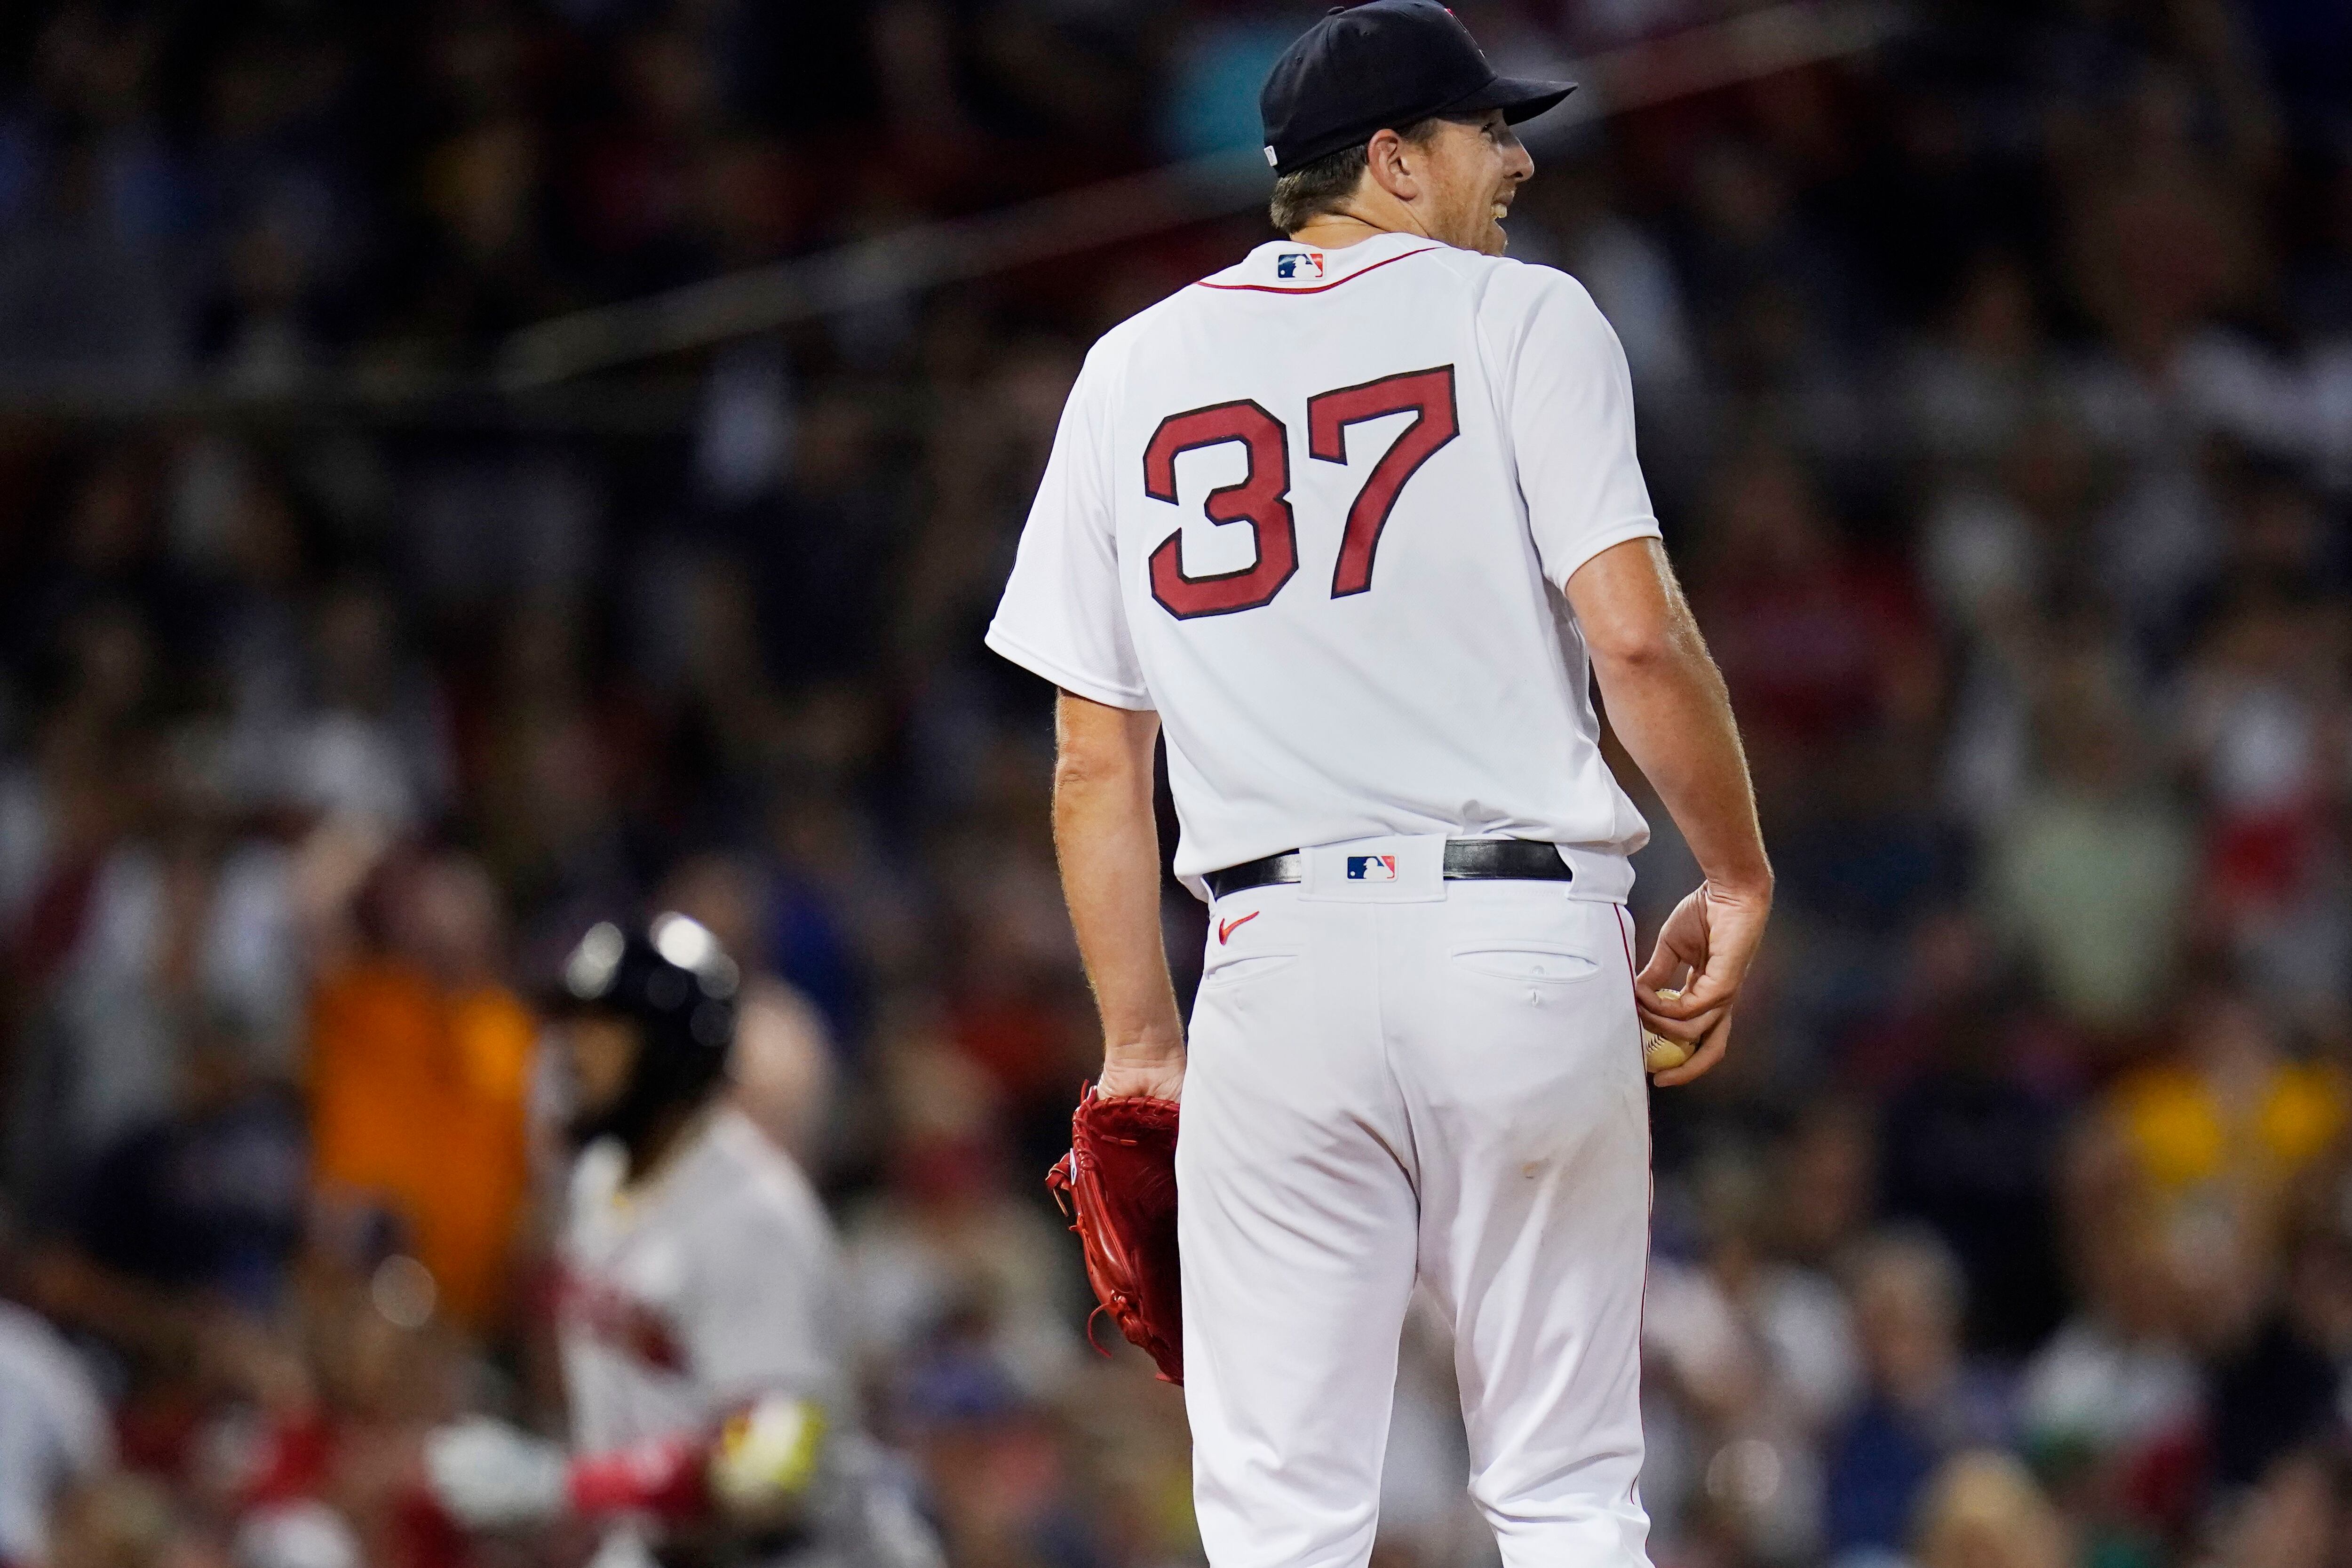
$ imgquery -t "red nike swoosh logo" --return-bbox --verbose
[1217,911,1260,945]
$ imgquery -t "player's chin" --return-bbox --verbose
[1480,220,1511,256]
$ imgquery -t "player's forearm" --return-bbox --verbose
[427,1397,831,1534]
[1571,541,1770,893]
[1595,634,1770,891]
[1052,692,1185,1066]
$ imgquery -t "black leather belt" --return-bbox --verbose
[1205,839,1575,900]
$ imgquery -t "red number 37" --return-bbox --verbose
[1144,365,1457,620]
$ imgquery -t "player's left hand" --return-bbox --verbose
[423,1417,569,1530]
[1634,878,1771,1087]
[1096,1045,1186,1101]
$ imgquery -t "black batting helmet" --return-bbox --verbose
[556,913,741,1150]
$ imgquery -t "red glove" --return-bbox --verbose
[1047,1089,1183,1384]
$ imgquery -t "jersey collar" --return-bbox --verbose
[1198,231,1446,294]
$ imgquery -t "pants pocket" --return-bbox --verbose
[1447,941,1600,986]
[1200,951,1303,991]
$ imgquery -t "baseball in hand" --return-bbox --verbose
[1643,989,1690,1074]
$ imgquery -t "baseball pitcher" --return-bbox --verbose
[988,2,1772,1563]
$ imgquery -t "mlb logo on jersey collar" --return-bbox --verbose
[1275,249,1324,280]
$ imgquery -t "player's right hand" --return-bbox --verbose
[708,1395,827,1526]
[1634,878,1771,1087]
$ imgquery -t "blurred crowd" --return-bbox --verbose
[5,1,2352,1567]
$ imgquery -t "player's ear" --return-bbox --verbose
[1363,127,1420,203]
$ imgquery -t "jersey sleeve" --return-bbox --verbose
[1488,267,1662,589]
[985,348,1153,710]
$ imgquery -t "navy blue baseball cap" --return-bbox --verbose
[1260,0,1576,175]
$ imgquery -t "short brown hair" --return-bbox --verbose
[1268,119,1440,234]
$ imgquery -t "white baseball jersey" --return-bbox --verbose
[559,1107,941,1568]
[558,1105,847,1450]
[986,230,1661,887]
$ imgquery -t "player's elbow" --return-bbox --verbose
[1582,612,1687,673]
[1567,536,1707,674]
[1053,738,1144,798]
[1053,692,1157,800]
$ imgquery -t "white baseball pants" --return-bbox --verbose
[1178,836,1653,1568]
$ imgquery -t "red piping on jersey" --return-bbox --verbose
[1193,245,1444,294]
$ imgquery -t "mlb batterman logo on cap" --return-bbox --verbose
[1259,0,1577,173]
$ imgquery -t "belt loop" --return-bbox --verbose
[1554,845,1635,903]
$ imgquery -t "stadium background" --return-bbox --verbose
[3,0,2352,1565]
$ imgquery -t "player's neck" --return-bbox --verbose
[1288,202,1430,253]
[622,1101,714,1189]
